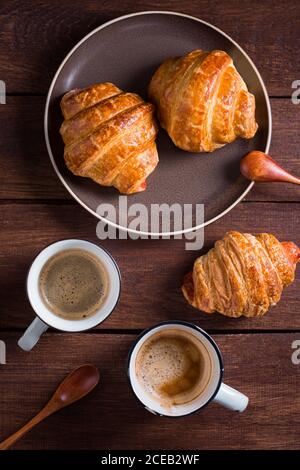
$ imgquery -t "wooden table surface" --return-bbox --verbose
[0,0,299,450]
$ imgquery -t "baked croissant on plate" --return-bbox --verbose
[60,83,159,194]
[149,50,258,153]
[182,231,300,318]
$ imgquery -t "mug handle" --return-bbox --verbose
[18,317,48,351]
[213,383,249,412]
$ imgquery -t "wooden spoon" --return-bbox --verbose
[0,364,100,450]
[240,151,300,185]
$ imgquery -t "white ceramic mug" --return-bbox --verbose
[18,239,121,351]
[128,321,249,417]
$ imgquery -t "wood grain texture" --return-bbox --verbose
[1,0,300,452]
[0,1,299,95]
[0,333,299,450]
[0,97,299,201]
[0,96,69,199]
[0,202,299,331]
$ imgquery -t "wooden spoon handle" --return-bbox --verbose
[240,151,300,185]
[0,407,53,450]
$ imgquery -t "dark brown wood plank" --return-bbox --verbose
[0,96,69,199]
[0,202,299,331]
[0,1,299,95]
[0,97,299,201]
[0,332,299,449]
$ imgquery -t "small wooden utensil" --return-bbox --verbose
[240,151,300,185]
[0,364,100,450]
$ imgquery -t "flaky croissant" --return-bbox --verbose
[60,83,159,194]
[182,232,300,318]
[148,50,258,153]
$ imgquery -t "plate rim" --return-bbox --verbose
[44,10,272,237]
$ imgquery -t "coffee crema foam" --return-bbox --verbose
[39,249,109,320]
[135,329,213,408]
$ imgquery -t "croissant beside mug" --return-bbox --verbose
[182,231,300,318]
[59,49,258,194]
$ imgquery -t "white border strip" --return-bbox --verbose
[44,10,272,237]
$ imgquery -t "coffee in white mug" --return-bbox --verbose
[39,249,109,321]
[128,321,249,417]
[135,328,212,408]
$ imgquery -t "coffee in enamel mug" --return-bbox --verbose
[18,239,121,351]
[128,321,249,417]
[38,248,110,321]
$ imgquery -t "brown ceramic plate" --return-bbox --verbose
[45,11,271,236]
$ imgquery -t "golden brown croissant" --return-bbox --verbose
[182,232,300,318]
[148,50,258,153]
[60,83,159,194]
